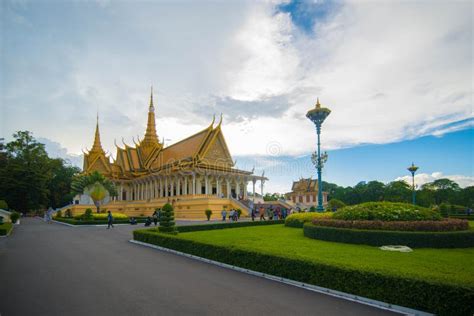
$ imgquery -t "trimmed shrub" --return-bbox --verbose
[133,229,474,315]
[84,208,93,220]
[439,203,450,218]
[159,203,177,234]
[328,198,346,211]
[285,212,332,228]
[205,209,212,221]
[309,206,316,212]
[450,215,474,220]
[0,223,13,236]
[333,202,440,221]
[304,223,474,248]
[56,210,62,218]
[10,211,20,224]
[65,209,72,218]
[312,218,469,232]
[177,220,285,233]
[236,209,242,218]
[73,210,128,220]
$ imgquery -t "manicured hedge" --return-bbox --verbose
[450,215,474,220]
[0,222,13,236]
[334,202,440,221]
[312,218,469,231]
[284,212,332,228]
[133,229,474,315]
[304,223,474,248]
[177,220,284,233]
[54,217,147,225]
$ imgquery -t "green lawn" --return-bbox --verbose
[178,224,474,288]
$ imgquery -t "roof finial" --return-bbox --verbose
[91,111,104,153]
[316,98,321,109]
[149,85,154,110]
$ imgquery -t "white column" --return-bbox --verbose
[252,179,256,202]
[236,179,240,199]
[170,178,174,197]
[243,179,248,200]
[204,175,209,195]
[216,177,220,197]
[226,178,231,198]
[165,177,168,197]
[184,176,188,195]
[176,177,181,196]
[192,173,196,195]
[260,180,264,196]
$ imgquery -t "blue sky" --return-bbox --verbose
[1,0,472,192]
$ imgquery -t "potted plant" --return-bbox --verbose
[205,209,212,221]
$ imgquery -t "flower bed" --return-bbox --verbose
[312,218,469,232]
[333,202,440,221]
[304,223,474,248]
[284,212,332,228]
[73,212,129,220]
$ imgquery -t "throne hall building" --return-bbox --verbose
[66,89,267,219]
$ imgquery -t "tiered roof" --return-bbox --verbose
[83,89,248,180]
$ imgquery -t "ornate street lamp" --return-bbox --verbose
[306,98,331,212]
[407,162,419,205]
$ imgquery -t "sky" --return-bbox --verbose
[1,0,473,193]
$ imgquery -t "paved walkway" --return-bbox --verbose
[0,218,398,316]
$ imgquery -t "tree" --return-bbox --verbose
[328,198,346,211]
[71,171,117,213]
[0,131,52,213]
[263,193,280,201]
[48,158,81,208]
[159,203,177,234]
[384,181,411,203]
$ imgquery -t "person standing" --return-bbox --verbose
[152,211,158,226]
[221,207,227,221]
[107,211,114,229]
[259,206,265,221]
[251,207,256,221]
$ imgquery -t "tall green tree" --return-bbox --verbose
[0,131,52,213]
[48,158,81,208]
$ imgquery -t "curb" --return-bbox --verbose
[129,239,433,316]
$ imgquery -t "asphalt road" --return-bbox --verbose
[0,218,399,316]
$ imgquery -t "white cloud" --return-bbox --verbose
[2,1,472,161]
[395,172,474,189]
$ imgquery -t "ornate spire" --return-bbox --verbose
[91,113,105,153]
[316,98,321,109]
[143,86,159,145]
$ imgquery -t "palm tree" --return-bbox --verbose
[71,171,117,213]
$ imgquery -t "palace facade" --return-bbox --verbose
[285,178,328,209]
[69,89,266,219]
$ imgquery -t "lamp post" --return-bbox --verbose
[306,98,331,212]
[407,162,419,205]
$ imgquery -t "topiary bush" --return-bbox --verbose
[56,210,62,218]
[205,209,212,221]
[10,211,20,224]
[159,203,177,234]
[439,203,450,218]
[236,209,242,218]
[333,202,440,221]
[65,209,72,218]
[285,212,332,228]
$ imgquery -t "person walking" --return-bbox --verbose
[229,209,235,222]
[259,206,265,221]
[152,211,158,226]
[221,207,227,221]
[251,208,256,221]
[107,211,114,229]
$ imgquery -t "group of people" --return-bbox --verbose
[221,207,240,221]
[144,209,161,227]
[252,205,289,221]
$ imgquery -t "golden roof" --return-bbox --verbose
[83,91,247,180]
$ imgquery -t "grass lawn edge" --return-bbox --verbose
[133,227,474,316]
